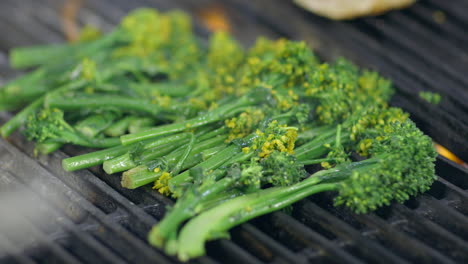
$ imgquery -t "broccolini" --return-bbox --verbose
[0,8,438,262]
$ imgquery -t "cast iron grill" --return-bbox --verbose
[0,0,467,263]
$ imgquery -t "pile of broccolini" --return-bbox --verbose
[0,8,437,261]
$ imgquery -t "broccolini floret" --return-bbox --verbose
[23,108,119,150]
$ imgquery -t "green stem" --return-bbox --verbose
[62,144,134,171]
[299,158,336,165]
[168,145,240,194]
[1,96,44,138]
[0,68,48,110]
[1,80,87,138]
[201,145,226,160]
[295,129,350,161]
[128,117,156,134]
[35,142,62,155]
[148,176,234,248]
[121,165,162,189]
[102,133,193,174]
[103,143,181,174]
[63,133,192,172]
[85,137,121,148]
[175,181,338,261]
[104,116,139,137]
[171,133,195,175]
[75,112,118,137]
[10,32,115,68]
[46,94,162,116]
[120,92,261,145]
[120,135,229,189]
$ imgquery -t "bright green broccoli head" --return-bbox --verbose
[206,31,245,97]
[228,151,306,191]
[247,120,298,158]
[259,151,307,186]
[115,8,201,79]
[350,106,409,156]
[23,108,75,143]
[227,161,263,191]
[117,9,192,55]
[305,59,395,125]
[238,39,318,94]
[335,120,437,213]
[225,108,265,142]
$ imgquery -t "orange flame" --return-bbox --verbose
[434,143,467,168]
[197,4,231,33]
[61,0,83,42]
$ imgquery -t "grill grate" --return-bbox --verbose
[0,0,467,263]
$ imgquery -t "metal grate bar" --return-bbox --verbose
[352,213,456,263]
[416,195,468,240]
[234,224,307,263]
[393,204,468,263]
[338,21,468,118]
[360,13,468,98]
[267,212,363,263]
[297,201,409,263]
[435,178,468,212]
[435,157,468,190]
[208,240,263,264]
[426,0,468,27]
[391,8,468,58]
[409,3,468,46]
[0,8,61,45]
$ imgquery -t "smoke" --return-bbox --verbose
[0,176,60,257]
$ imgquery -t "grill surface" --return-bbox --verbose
[0,0,467,263]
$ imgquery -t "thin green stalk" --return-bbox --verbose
[168,145,240,194]
[1,95,44,138]
[201,145,226,160]
[148,175,233,248]
[75,112,118,137]
[1,80,87,138]
[121,135,229,189]
[128,117,155,134]
[46,95,162,116]
[120,91,264,145]
[10,29,119,69]
[298,158,335,165]
[295,129,350,161]
[35,142,62,155]
[104,116,139,137]
[103,143,181,174]
[98,133,194,174]
[171,133,195,175]
[0,68,48,110]
[175,181,338,260]
[121,165,162,189]
[62,144,134,171]
[70,133,191,173]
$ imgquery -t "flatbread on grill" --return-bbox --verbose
[294,0,416,20]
